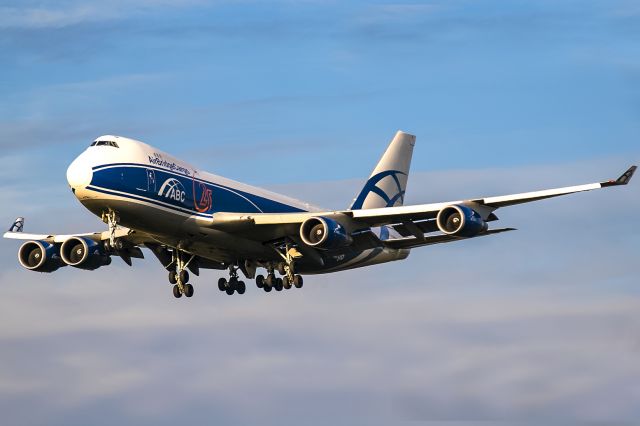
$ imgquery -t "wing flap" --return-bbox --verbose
[384,227,516,250]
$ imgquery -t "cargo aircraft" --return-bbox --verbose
[4,132,636,299]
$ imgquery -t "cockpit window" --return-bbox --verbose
[91,140,119,148]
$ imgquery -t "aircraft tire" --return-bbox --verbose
[265,274,274,287]
[218,278,227,291]
[256,274,264,288]
[277,263,286,275]
[264,284,272,292]
[283,276,291,289]
[294,275,303,288]
[179,270,189,284]
[237,281,246,294]
[173,285,182,298]
[226,286,235,295]
[168,271,177,284]
[275,278,283,291]
[185,284,194,298]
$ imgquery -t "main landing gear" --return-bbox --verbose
[255,266,303,293]
[167,249,195,299]
[255,240,304,293]
[217,265,246,296]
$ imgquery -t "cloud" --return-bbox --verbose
[0,0,206,29]
[0,5,117,29]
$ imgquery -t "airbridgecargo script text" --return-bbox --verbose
[148,156,191,176]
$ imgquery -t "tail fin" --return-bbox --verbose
[350,131,415,210]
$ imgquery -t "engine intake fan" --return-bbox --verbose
[300,217,353,250]
[60,237,112,270]
[436,205,488,237]
[18,240,64,273]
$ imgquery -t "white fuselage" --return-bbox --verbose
[66,135,408,273]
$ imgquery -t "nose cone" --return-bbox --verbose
[66,155,93,190]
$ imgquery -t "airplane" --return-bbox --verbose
[3,131,636,299]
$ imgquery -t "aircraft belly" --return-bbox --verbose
[299,247,410,274]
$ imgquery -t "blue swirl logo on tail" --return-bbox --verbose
[351,170,406,210]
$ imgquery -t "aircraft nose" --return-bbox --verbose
[66,155,93,191]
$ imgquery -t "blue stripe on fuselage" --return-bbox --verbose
[89,163,307,215]
[86,185,212,218]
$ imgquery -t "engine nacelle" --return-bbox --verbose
[300,216,353,250]
[60,237,112,270]
[18,240,64,273]
[436,205,488,237]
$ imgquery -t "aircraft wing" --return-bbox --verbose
[3,218,152,266]
[3,224,148,245]
[207,165,636,240]
[344,165,636,226]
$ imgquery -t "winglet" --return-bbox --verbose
[602,166,636,187]
[617,165,636,185]
[8,217,24,232]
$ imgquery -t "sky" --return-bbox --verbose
[1,0,639,424]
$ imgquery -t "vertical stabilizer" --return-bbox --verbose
[350,131,416,210]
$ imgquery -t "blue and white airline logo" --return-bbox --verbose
[158,178,186,202]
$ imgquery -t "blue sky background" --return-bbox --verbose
[0,0,639,424]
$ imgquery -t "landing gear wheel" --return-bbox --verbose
[168,271,177,284]
[294,275,303,288]
[275,278,283,291]
[283,276,292,289]
[264,284,272,292]
[256,274,265,288]
[172,285,182,298]
[218,277,227,291]
[277,263,286,276]
[265,274,275,287]
[184,284,194,298]
[237,281,246,295]
[226,286,235,295]
[179,269,189,284]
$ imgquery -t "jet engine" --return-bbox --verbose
[60,237,111,270]
[300,217,353,250]
[436,205,488,237]
[18,240,64,273]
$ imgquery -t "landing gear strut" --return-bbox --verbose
[217,264,246,296]
[167,249,195,299]
[101,210,120,249]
